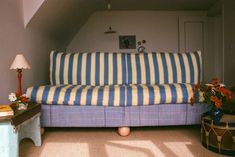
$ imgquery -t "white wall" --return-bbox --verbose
[0,0,63,104]
[67,11,206,52]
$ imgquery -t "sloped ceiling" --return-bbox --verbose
[26,0,97,46]
[25,0,218,47]
[23,0,45,27]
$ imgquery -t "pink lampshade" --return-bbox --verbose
[10,54,31,69]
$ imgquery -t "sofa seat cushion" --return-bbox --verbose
[125,83,194,106]
[27,85,126,106]
[26,84,194,106]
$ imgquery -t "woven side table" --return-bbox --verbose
[201,113,235,156]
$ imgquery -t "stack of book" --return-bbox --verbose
[0,105,14,117]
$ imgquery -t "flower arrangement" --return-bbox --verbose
[190,78,233,110]
[8,93,29,110]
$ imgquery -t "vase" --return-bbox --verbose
[210,108,223,122]
[18,103,28,110]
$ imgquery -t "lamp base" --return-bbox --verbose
[17,69,22,96]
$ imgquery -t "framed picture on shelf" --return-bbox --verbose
[119,35,136,49]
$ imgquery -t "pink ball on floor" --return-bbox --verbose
[118,127,130,136]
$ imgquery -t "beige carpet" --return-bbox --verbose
[20,126,228,157]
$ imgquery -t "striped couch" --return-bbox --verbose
[26,50,208,128]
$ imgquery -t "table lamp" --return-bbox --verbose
[10,54,31,96]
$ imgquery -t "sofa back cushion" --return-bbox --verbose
[50,51,127,86]
[50,50,202,85]
[126,51,202,84]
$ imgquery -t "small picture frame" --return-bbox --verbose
[119,35,136,49]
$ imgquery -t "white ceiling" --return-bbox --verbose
[26,0,219,47]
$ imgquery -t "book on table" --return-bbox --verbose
[0,105,14,117]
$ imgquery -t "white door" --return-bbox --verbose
[179,16,207,81]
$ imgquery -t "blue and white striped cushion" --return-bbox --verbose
[125,84,194,106]
[27,85,126,106]
[50,51,202,86]
[126,51,202,84]
[26,83,194,106]
[50,51,127,86]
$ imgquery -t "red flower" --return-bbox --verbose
[206,85,212,91]
[194,83,200,89]
[190,97,195,106]
[221,88,233,101]
[212,78,220,87]
[215,86,223,92]
[210,96,222,108]
[20,96,29,103]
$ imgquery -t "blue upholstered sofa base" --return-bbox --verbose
[41,104,209,127]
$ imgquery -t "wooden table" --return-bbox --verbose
[201,113,235,156]
[0,103,41,157]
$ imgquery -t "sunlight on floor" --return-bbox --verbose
[39,143,90,157]
[164,142,194,157]
[37,140,195,157]
[106,145,148,157]
[106,140,166,157]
